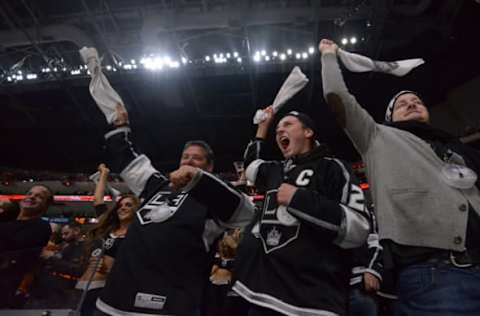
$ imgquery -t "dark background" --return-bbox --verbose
[1,0,479,174]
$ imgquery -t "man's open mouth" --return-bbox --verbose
[279,136,290,150]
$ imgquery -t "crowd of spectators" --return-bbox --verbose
[1,38,479,316]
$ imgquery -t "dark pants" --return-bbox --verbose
[79,288,103,316]
[348,287,378,316]
[393,263,480,316]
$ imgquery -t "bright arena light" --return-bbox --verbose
[169,61,180,68]
[3,41,366,85]
[142,57,164,70]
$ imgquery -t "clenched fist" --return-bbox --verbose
[318,39,338,55]
[277,183,298,206]
[363,272,381,293]
[169,165,200,191]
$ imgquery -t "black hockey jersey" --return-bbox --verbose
[232,139,370,316]
[350,207,383,288]
[96,127,254,316]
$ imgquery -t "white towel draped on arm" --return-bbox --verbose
[253,66,309,124]
[79,47,125,124]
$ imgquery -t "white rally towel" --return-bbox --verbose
[337,48,425,77]
[79,47,125,124]
[253,66,309,124]
[89,171,122,201]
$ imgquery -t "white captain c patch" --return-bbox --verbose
[295,169,314,186]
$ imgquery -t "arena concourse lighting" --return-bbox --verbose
[0,41,362,85]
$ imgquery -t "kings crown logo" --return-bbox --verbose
[266,226,282,246]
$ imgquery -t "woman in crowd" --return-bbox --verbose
[76,164,139,316]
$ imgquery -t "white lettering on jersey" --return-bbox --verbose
[295,169,314,186]
[348,184,364,212]
[137,191,187,225]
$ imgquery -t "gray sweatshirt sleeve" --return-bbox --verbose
[321,53,378,154]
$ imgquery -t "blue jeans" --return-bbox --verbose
[393,263,480,316]
[349,287,378,316]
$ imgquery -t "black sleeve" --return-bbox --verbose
[186,171,254,227]
[287,158,370,249]
[0,220,51,253]
[47,244,85,277]
[243,138,283,192]
[350,207,383,284]
[104,127,169,197]
[244,138,269,168]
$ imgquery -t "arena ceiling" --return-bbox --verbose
[0,0,479,174]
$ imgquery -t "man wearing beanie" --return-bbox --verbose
[232,106,370,316]
[320,38,480,315]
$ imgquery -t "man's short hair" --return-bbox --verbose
[183,140,215,165]
[30,184,55,207]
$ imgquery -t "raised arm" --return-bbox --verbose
[319,39,378,154]
[105,104,168,198]
[94,164,109,206]
[244,106,274,167]
[243,106,283,192]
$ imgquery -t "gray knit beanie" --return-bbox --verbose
[385,90,421,122]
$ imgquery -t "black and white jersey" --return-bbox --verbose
[349,208,383,287]
[96,127,254,316]
[232,139,370,316]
